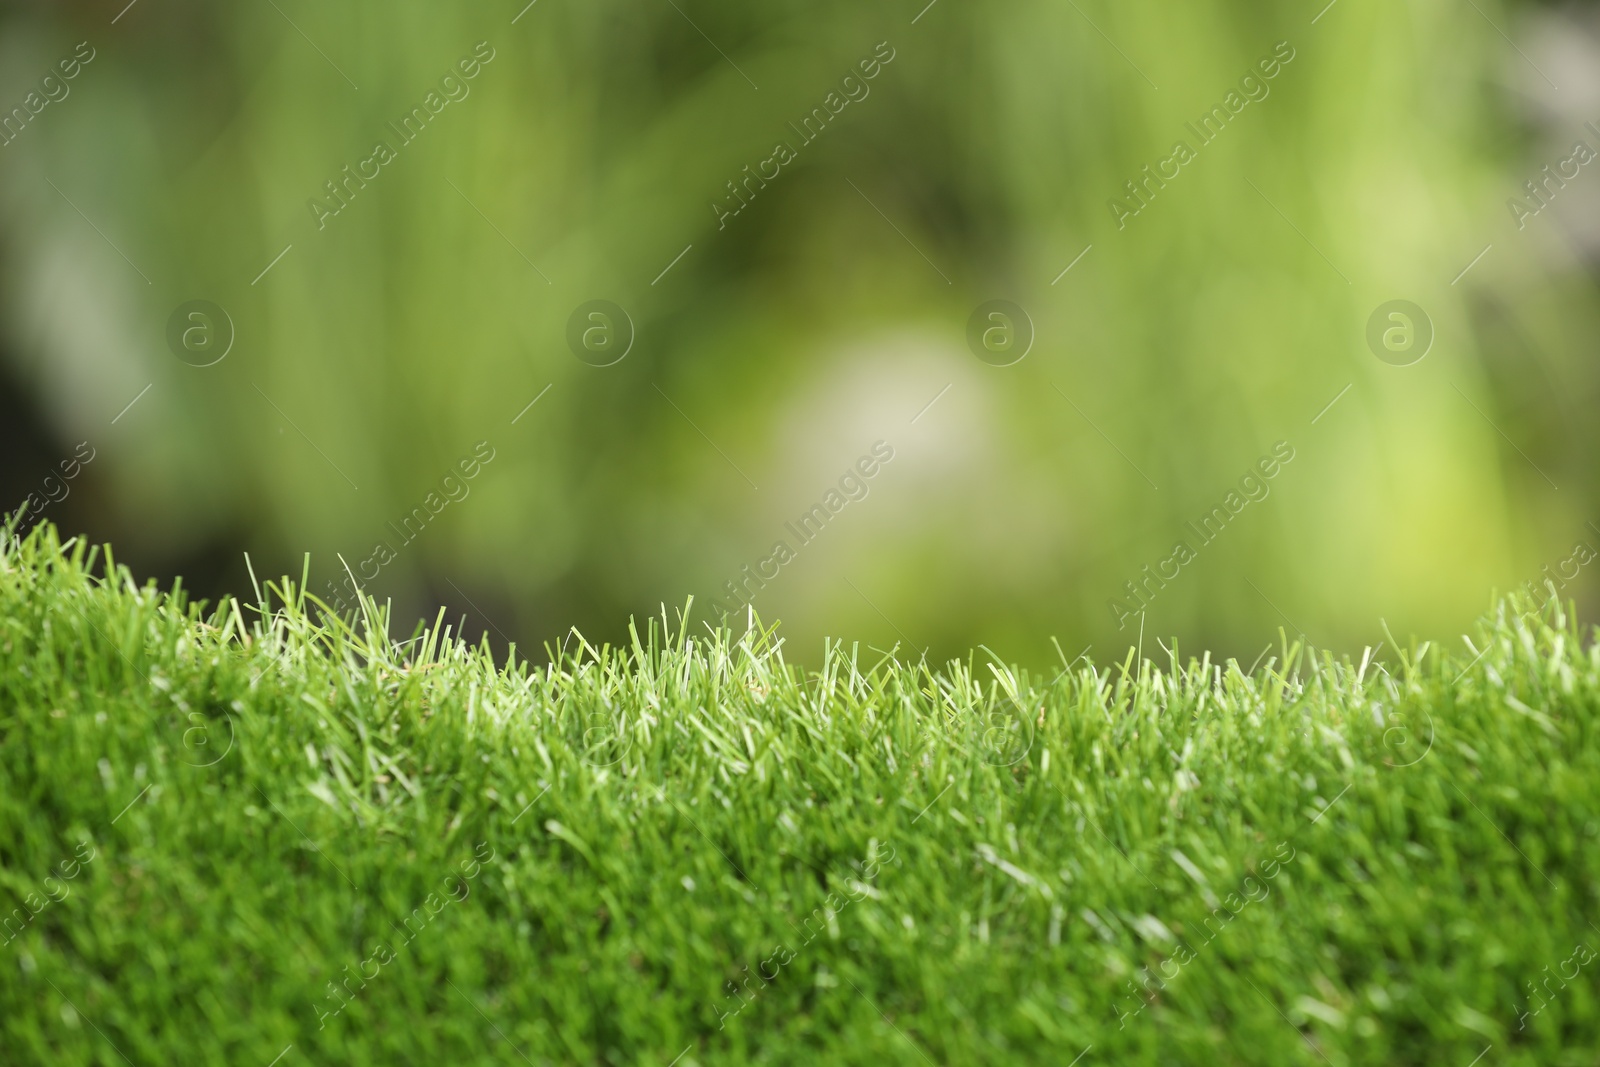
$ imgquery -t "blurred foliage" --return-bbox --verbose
[0,0,1596,665]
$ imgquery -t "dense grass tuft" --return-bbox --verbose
[1,522,1598,1065]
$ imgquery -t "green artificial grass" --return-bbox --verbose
[2,522,1599,1066]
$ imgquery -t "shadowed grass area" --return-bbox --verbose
[1,522,1597,1065]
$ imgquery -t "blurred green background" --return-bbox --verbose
[1,0,1596,667]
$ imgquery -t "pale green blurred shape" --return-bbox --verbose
[1,0,1594,665]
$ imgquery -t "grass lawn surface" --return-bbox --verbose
[2,524,1598,1065]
